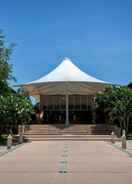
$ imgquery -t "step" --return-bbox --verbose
[24,134,121,142]
[24,134,112,138]
[24,124,121,138]
[25,132,112,135]
[25,137,121,142]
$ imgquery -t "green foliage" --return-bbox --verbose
[0,135,7,145]
[0,31,33,133]
[0,30,15,95]
[0,94,33,125]
[96,85,132,133]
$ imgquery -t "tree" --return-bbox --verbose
[0,94,33,134]
[0,30,15,95]
[96,85,132,133]
[0,31,33,136]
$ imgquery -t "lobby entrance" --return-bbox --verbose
[40,95,95,124]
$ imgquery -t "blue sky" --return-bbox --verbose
[0,0,132,85]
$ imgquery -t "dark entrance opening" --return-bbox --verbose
[40,95,94,124]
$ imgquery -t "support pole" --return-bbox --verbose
[92,97,96,124]
[65,94,69,126]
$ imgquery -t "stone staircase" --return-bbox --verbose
[24,124,121,141]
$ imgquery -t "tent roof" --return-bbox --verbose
[19,58,109,95]
[26,58,106,84]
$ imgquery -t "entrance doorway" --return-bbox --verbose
[40,95,94,123]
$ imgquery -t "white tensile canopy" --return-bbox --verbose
[20,58,108,95]
[19,58,109,125]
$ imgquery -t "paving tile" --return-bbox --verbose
[0,141,132,183]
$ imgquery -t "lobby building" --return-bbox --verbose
[20,58,108,125]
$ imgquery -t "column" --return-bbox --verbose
[92,96,96,124]
[65,94,69,126]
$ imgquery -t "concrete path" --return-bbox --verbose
[0,141,132,184]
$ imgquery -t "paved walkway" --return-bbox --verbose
[0,141,132,184]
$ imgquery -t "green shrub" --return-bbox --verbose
[0,94,33,126]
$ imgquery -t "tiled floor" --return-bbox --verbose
[0,141,132,184]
